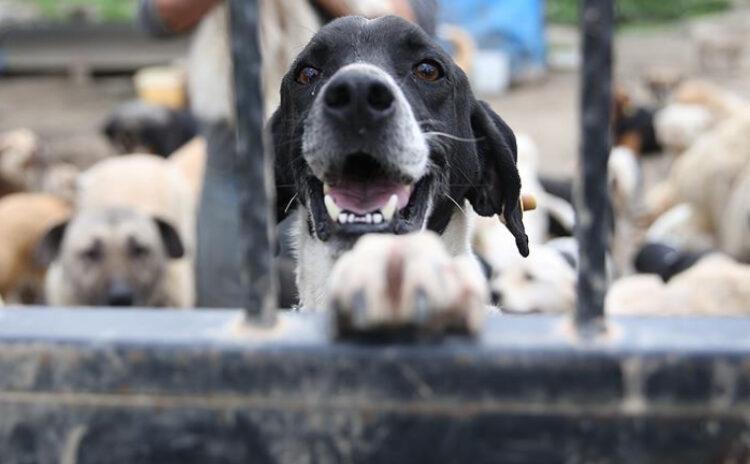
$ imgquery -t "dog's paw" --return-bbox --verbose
[328,232,488,337]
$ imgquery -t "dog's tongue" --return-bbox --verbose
[327,178,411,215]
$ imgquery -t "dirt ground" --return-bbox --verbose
[2,8,750,175]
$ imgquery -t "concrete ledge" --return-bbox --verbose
[0,308,748,462]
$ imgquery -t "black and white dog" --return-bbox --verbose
[270,16,528,332]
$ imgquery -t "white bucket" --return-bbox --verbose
[471,50,511,96]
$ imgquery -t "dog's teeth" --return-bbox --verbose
[323,183,331,194]
[381,194,398,221]
[324,195,341,221]
[335,210,384,225]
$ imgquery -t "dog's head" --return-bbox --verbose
[271,16,528,255]
[103,101,197,157]
[37,209,184,307]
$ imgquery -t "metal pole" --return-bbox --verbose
[575,0,613,333]
[229,0,277,323]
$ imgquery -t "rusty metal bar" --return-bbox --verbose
[575,0,614,332]
[228,0,277,322]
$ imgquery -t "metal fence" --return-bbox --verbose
[1,0,749,462]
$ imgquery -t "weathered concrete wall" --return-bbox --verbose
[0,308,749,463]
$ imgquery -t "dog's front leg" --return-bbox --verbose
[328,232,488,337]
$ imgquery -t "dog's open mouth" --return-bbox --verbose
[325,178,412,225]
[309,153,432,237]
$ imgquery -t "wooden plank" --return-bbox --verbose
[0,24,188,74]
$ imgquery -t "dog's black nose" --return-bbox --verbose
[107,281,134,307]
[323,73,395,124]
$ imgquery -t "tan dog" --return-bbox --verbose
[671,79,748,118]
[0,129,81,202]
[40,209,185,307]
[78,154,195,245]
[607,254,750,316]
[0,129,39,197]
[647,110,750,246]
[57,154,197,307]
[653,80,747,154]
[168,137,206,199]
[721,164,750,262]
[0,193,71,304]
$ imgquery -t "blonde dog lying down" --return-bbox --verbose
[607,254,750,316]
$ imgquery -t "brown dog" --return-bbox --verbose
[0,193,71,304]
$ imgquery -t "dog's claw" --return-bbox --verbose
[413,288,430,326]
[350,290,368,329]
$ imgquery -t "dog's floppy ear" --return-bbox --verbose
[268,108,296,223]
[153,218,185,259]
[466,100,529,257]
[36,220,69,266]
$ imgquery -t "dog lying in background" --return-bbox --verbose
[471,134,577,315]
[643,203,717,252]
[607,254,750,316]
[0,129,38,197]
[270,16,528,332]
[0,129,80,203]
[473,141,639,314]
[0,193,71,304]
[721,164,750,263]
[647,110,750,259]
[653,79,747,154]
[41,154,197,307]
[612,86,661,155]
[473,216,576,314]
[103,100,197,157]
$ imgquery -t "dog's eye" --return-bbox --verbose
[296,66,321,85]
[413,60,443,82]
[80,246,103,263]
[128,238,150,259]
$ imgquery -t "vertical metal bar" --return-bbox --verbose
[575,0,613,332]
[229,0,277,323]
